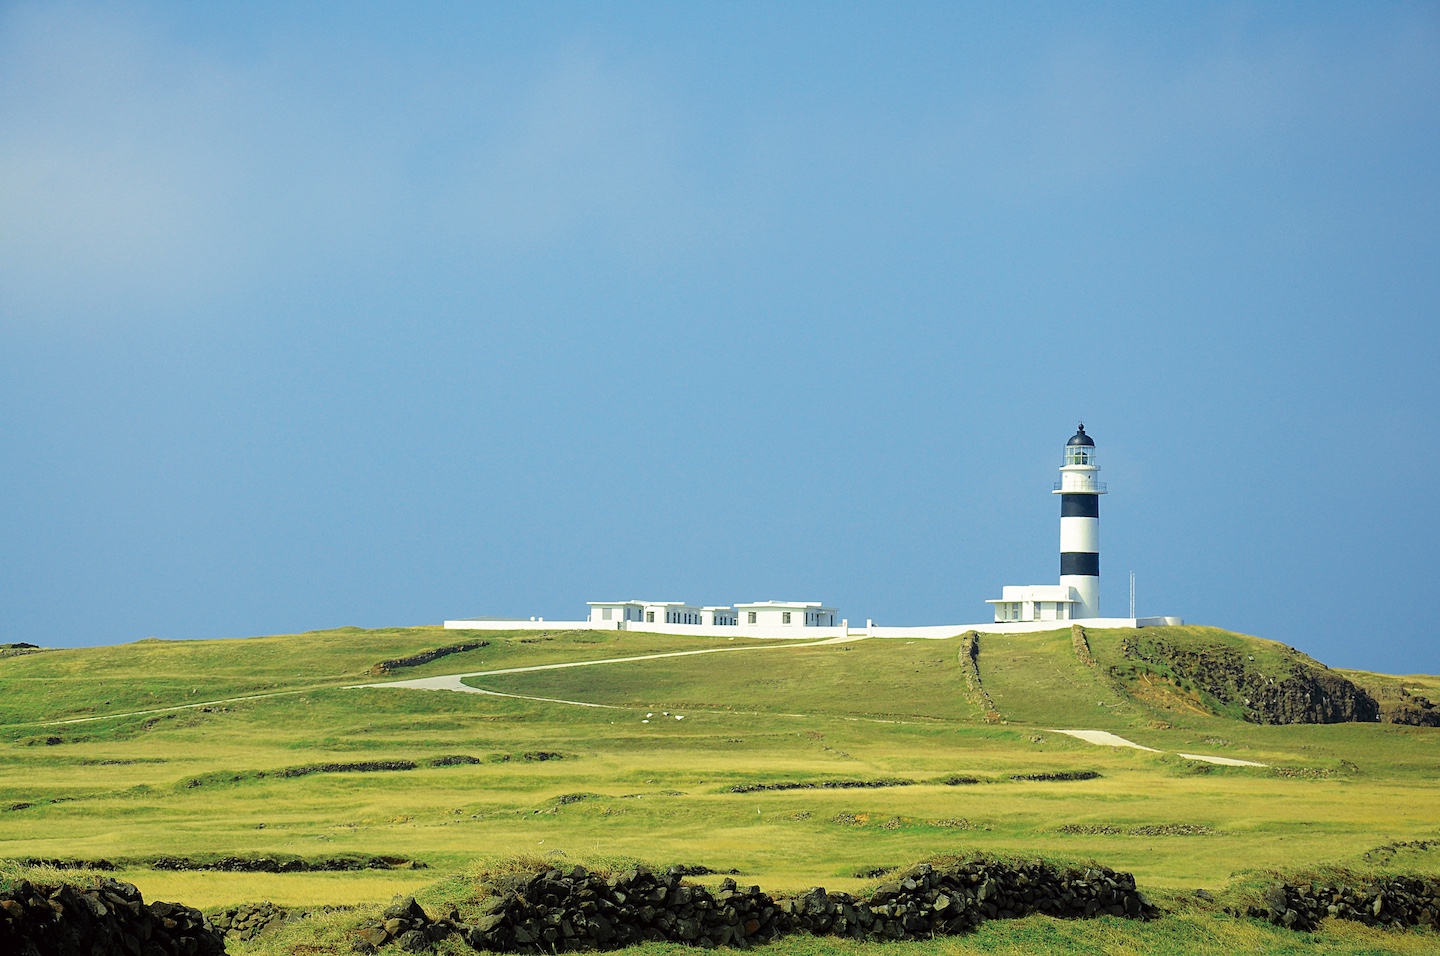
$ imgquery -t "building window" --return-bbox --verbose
[646,611,654,623]
[747,611,756,623]
[782,611,791,624]
[602,608,612,620]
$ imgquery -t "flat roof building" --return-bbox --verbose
[587,601,707,626]
[985,585,1078,623]
[734,601,838,628]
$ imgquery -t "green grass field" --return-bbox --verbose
[2,624,1437,954]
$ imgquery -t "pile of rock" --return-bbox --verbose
[459,860,1159,953]
[728,778,913,794]
[0,877,225,956]
[1056,824,1212,836]
[370,640,489,676]
[1243,877,1440,931]
[354,896,464,953]
[781,861,1159,941]
[465,865,788,952]
[1011,771,1101,782]
[958,632,999,720]
[278,760,418,778]
[208,901,290,941]
[151,855,424,872]
[17,859,117,871]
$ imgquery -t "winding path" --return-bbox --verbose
[1050,728,1267,767]
[347,635,859,697]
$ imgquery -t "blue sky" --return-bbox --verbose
[2,2,1437,673]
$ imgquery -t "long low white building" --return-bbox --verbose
[445,598,846,639]
[442,604,1179,639]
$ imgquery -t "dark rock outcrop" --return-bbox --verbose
[0,877,225,956]
[1117,637,1379,724]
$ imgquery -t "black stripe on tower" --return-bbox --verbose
[1061,552,1100,576]
[1060,494,1100,518]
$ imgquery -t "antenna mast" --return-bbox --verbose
[1129,571,1136,619]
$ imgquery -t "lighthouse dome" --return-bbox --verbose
[1066,424,1095,447]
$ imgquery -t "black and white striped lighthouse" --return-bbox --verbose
[1054,424,1106,619]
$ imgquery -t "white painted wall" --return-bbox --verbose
[443,615,1181,639]
[1061,575,1100,619]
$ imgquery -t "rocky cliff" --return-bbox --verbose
[1115,635,1380,724]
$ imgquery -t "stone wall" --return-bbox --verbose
[0,877,225,956]
[1239,877,1440,932]
[370,641,490,676]
[448,859,1159,953]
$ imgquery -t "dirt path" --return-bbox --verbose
[17,636,863,728]
[348,635,860,695]
[1050,729,1160,751]
[1051,728,1267,766]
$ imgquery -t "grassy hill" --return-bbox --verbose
[1,624,1437,954]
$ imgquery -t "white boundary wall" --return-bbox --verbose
[443,619,851,640]
[442,615,1182,640]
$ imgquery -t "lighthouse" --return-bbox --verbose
[986,423,1120,624]
[1054,423,1106,619]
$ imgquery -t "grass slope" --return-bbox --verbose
[1,624,1437,954]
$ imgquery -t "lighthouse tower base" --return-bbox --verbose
[1060,575,1099,620]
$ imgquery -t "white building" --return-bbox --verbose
[702,606,738,626]
[986,585,1077,623]
[734,601,839,628]
[587,601,708,626]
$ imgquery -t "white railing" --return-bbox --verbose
[1053,480,1107,492]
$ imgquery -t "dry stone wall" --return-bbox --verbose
[448,859,1160,954]
[0,877,225,956]
[958,632,999,719]
[370,641,489,676]
[1240,877,1440,931]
